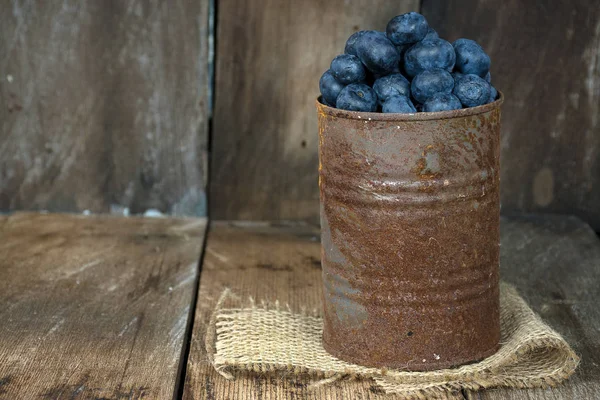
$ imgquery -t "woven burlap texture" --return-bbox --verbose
[206,282,579,399]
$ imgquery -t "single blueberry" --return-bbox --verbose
[485,71,491,83]
[330,54,367,85]
[423,93,462,112]
[373,73,411,104]
[411,68,454,104]
[355,30,401,75]
[386,12,429,46]
[345,30,367,56]
[423,27,439,40]
[404,38,456,77]
[319,70,345,106]
[453,74,491,107]
[488,86,498,103]
[382,95,417,113]
[336,83,378,112]
[453,38,491,77]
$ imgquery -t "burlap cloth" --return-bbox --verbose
[206,282,579,399]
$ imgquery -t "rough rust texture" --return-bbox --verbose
[317,98,503,370]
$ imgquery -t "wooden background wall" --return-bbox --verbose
[210,0,600,229]
[421,0,600,230]
[0,0,209,216]
[1,1,599,229]
[209,0,420,222]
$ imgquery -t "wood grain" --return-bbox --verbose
[0,0,209,216]
[0,213,207,399]
[421,0,600,231]
[467,215,600,399]
[209,0,420,222]
[184,216,600,399]
[182,221,462,399]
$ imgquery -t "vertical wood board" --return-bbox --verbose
[422,0,600,230]
[210,1,420,221]
[0,0,210,216]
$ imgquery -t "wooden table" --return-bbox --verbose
[1,213,599,399]
[0,213,207,399]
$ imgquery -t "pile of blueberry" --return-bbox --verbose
[319,12,497,113]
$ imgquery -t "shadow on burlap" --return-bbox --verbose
[206,282,579,399]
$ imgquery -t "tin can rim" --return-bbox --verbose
[317,91,504,121]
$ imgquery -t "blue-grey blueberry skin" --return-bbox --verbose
[330,54,366,85]
[423,27,439,40]
[382,95,417,113]
[453,74,491,107]
[319,70,345,105]
[453,38,491,77]
[386,12,429,46]
[373,73,411,104]
[423,93,462,112]
[485,71,491,83]
[488,86,498,103]
[403,38,456,77]
[344,30,366,56]
[336,83,378,112]
[355,30,401,75]
[410,68,454,104]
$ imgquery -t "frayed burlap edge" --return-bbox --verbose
[206,283,579,399]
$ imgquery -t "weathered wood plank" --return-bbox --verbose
[185,216,600,399]
[421,0,600,230]
[467,215,600,399]
[183,221,463,399]
[209,0,420,222]
[0,0,209,216]
[0,213,207,399]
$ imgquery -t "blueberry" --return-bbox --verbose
[423,27,439,41]
[355,30,400,75]
[453,74,491,107]
[386,12,429,46]
[488,86,498,103]
[484,71,491,83]
[330,54,366,85]
[336,83,378,112]
[373,73,410,104]
[410,68,454,104]
[404,39,456,77]
[423,93,462,112]
[345,30,366,56]
[382,95,416,113]
[452,71,463,81]
[453,39,490,77]
[319,70,345,106]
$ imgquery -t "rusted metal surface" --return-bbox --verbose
[317,96,503,370]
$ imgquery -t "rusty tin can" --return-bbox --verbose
[317,94,503,370]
